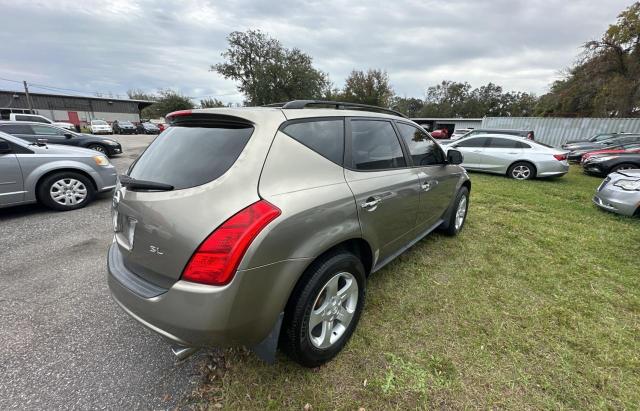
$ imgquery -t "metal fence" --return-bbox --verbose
[482,117,640,147]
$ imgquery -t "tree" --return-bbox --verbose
[536,2,640,117]
[200,97,226,108]
[391,97,424,117]
[340,69,394,107]
[212,30,330,105]
[127,89,157,101]
[141,89,194,119]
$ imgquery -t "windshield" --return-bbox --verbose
[120,121,133,126]
[92,120,107,125]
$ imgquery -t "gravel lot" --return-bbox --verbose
[0,135,206,410]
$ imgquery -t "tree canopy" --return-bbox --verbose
[212,30,330,106]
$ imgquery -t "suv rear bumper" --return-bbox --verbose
[107,242,311,348]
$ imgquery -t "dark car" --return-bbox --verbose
[562,134,640,152]
[112,120,136,135]
[0,121,123,157]
[566,134,640,161]
[136,122,160,134]
[460,128,535,141]
[582,152,640,177]
[562,132,627,147]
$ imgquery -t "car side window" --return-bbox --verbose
[282,119,344,165]
[396,122,445,166]
[455,137,488,148]
[350,120,406,170]
[486,138,522,148]
[0,124,33,134]
[31,125,63,136]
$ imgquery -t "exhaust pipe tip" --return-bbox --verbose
[171,345,199,361]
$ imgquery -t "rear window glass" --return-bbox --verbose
[282,119,344,164]
[129,125,253,190]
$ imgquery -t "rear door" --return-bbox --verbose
[0,137,24,206]
[395,122,460,228]
[344,118,421,265]
[479,137,525,173]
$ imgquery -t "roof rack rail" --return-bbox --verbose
[264,100,407,118]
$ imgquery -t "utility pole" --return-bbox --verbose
[23,81,33,113]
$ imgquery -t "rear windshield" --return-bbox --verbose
[129,125,253,190]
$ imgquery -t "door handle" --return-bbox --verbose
[360,197,382,211]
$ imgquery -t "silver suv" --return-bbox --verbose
[107,101,470,367]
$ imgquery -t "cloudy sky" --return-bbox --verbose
[0,0,631,104]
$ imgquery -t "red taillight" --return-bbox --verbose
[165,110,192,121]
[181,200,281,286]
[553,153,567,161]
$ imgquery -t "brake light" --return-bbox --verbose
[553,153,567,161]
[165,110,192,121]
[181,200,281,286]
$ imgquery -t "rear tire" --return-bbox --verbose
[38,172,96,211]
[508,161,536,180]
[281,251,366,367]
[611,163,638,173]
[439,186,469,236]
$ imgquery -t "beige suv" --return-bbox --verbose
[107,100,470,367]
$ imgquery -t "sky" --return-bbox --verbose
[0,0,632,104]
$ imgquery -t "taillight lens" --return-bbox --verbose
[181,200,281,286]
[553,153,567,161]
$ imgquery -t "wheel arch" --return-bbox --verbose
[507,160,537,177]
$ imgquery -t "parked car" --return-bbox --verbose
[136,122,160,134]
[582,153,640,177]
[108,101,470,367]
[0,131,116,211]
[562,132,627,147]
[459,128,535,141]
[9,112,75,131]
[112,120,136,135]
[89,119,113,135]
[0,121,123,157]
[566,135,640,162]
[446,134,568,179]
[580,143,640,164]
[430,128,449,139]
[562,133,640,152]
[593,169,640,216]
[451,128,472,140]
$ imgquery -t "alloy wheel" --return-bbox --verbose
[455,196,467,230]
[308,272,359,349]
[512,165,531,180]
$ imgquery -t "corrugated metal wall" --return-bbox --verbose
[482,117,640,147]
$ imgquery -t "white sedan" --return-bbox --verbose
[445,134,569,179]
[89,119,113,135]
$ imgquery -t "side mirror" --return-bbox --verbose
[0,140,11,154]
[64,133,73,139]
[447,149,464,165]
[36,138,48,146]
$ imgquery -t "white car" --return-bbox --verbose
[9,113,75,131]
[89,119,113,135]
[446,134,569,180]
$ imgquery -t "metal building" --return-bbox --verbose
[411,117,483,135]
[482,117,640,147]
[0,90,153,126]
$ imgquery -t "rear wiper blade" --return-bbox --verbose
[118,175,174,191]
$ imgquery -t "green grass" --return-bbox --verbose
[186,166,640,410]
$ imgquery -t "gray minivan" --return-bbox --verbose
[107,101,471,367]
[0,131,117,210]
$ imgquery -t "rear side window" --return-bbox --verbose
[129,124,253,190]
[350,120,406,170]
[282,119,344,164]
[0,124,33,134]
[456,137,488,148]
[15,115,49,123]
[396,122,445,166]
